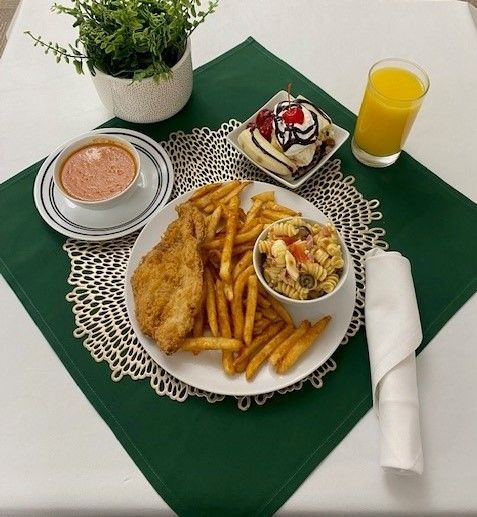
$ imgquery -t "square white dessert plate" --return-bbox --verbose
[227,90,349,190]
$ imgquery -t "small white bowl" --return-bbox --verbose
[253,217,350,305]
[227,90,349,190]
[53,132,140,210]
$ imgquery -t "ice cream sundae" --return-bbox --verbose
[238,94,335,177]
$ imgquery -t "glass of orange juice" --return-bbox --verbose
[351,58,429,167]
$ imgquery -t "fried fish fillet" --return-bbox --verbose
[131,203,205,355]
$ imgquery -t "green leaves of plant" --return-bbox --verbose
[24,30,86,71]
[27,0,218,81]
[73,60,84,74]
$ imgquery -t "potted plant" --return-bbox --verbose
[26,0,218,123]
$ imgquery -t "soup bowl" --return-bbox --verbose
[53,132,140,210]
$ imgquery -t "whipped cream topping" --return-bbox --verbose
[273,100,318,156]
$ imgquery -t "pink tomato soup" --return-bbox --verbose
[60,142,137,201]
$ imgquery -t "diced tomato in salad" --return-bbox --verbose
[277,234,296,246]
[275,234,310,263]
[289,241,308,263]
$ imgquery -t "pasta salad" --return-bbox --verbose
[258,217,344,300]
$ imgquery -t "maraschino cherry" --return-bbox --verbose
[282,105,304,125]
[282,82,305,125]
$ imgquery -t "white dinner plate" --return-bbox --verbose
[33,128,174,241]
[125,181,356,396]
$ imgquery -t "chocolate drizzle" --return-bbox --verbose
[292,139,335,179]
[296,99,332,124]
[250,130,294,173]
[273,101,318,152]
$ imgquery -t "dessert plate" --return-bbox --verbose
[125,181,356,397]
[227,91,349,190]
[33,128,174,241]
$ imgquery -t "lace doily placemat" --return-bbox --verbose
[64,120,388,411]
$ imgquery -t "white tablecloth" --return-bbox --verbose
[1,0,476,514]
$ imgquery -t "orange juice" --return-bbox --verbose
[354,67,426,157]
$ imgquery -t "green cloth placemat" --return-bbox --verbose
[1,38,476,516]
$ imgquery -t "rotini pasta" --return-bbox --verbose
[318,274,340,293]
[287,217,303,227]
[270,221,298,237]
[257,240,273,254]
[275,281,309,300]
[324,255,345,273]
[301,261,328,282]
[313,235,331,248]
[258,216,345,300]
[311,223,323,234]
[314,248,329,265]
[326,243,341,256]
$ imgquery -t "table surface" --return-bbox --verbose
[1,0,476,515]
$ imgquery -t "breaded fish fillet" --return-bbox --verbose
[131,203,205,354]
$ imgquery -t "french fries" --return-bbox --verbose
[269,320,311,368]
[188,182,223,202]
[243,275,258,346]
[251,191,275,202]
[233,322,284,373]
[262,208,296,221]
[216,279,232,338]
[262,306,281,322]
[253,319,271,335]
[181,180,331,380]
[231,244,254,256]
[265,294,294,325]
[223,281,234,303]
[204,224,263,250]
[193,180,240,209]
[215,279,234,375]
[219,195,239,283]
[242,198,263,230]
[205,267,219,337]
[257,293,271,308]
[276,316,331,373]
[206,205,222,241]
[232,249,253,280]
[264,202,300,216]
[232,265,254,339]
[204,181,250,213]
[182,337,242,352]
[246,325,295,380]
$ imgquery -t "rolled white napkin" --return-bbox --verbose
[365,249,424,475]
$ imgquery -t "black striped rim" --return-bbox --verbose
[37,130,172,237]
[47,144,162,232]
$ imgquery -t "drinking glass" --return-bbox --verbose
[351,58,429,168]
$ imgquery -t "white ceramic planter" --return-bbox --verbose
[91,39,193,123]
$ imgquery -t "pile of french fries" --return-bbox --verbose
[180,180,331,380]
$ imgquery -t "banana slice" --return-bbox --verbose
[270,132,282,152]
[238,128,297,177]
[286,145,316,167]
[271,130,315,167]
